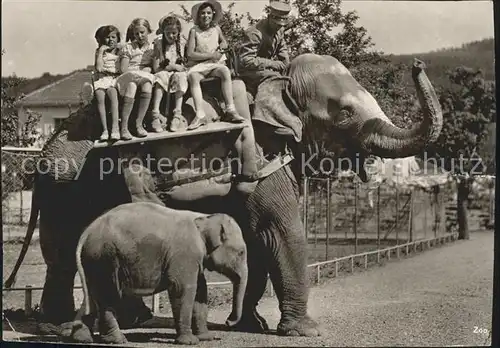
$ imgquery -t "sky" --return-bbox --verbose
[1,0,495,78]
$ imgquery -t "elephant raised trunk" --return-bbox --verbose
[287,55,442,160]
[357,59,443,158]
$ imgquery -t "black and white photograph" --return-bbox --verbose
[1,0,497,346]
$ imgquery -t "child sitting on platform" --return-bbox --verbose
[115,18,156,140]
[185,0,246,131]
[93,25,121,141]
[151,14,188,133]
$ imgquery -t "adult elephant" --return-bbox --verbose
[6,54,442,337]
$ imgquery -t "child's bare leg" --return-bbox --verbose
[135,82,152,137]
[187,72,208,130]
[95,89,108,141]
[106,87,120,140]
[151,84,165,133]
[170,74,188,132]
[120,82,137,140]
[212,67,245,123]
[151,85,164,115]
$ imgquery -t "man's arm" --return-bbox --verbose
[276,33,290,65]
[239,29,276,70]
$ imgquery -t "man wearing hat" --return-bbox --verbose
[238,0,291,97]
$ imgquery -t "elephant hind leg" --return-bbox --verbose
[91,267,128,344]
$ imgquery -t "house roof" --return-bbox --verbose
[19,67,93,107]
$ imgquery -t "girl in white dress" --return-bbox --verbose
[185,0,245,130]
[151,14,188,132]
[115,18,156,140]
[93,25,121,141]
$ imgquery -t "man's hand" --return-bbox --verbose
[173,64,186,72]
[270,60,287,72]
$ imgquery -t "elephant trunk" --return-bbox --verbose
[225,263,248,327]
[358,59,443,158]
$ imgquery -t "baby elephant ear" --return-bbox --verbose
[194,214,227,253]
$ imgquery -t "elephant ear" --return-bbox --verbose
[252,76,303,142]
[194,214,227,253]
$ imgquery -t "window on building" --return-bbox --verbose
[54,118,65,130]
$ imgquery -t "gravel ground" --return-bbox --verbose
[3,230,493,347]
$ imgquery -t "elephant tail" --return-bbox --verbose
[3,177,41,288]
[75,226,92,317]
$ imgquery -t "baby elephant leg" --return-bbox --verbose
[168,270,200,345]
[98,308,127,345]
[94,276,127,344]
[192,273,216,341]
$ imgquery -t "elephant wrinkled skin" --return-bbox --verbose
[6,54,442,338]
[70,202,247,345]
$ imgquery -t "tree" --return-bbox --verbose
[424,67,495,239]
[284,0,385,67]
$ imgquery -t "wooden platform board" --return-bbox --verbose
[92,122,248,148]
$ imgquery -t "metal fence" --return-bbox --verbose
[298,176,462,263]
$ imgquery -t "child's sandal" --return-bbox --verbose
[151,111,165,133]
[170,110,187,132]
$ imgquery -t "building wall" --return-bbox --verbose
[18,105,75,137]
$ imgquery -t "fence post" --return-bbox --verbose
[303,176,308,240]
[395,184,399,244]
[409,191,413,242]
[19,180,24,225]
[377,185,381,250]
[326,177,331,261]
[354,181,358,254]
[25,285,33,316]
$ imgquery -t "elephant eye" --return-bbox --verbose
[337,108,354,129]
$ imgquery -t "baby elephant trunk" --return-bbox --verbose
[225,263,248,327]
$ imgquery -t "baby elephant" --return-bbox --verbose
[70,202,248,345]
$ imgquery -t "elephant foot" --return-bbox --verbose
[230,309,269,333]
[36,321,74,337]
[175,333,200,345]
[70,321,94,343]
[100,327,128,345]
[196,331,218,341]
[277,315,322,337]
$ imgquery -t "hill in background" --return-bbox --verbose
[386,38,495,90]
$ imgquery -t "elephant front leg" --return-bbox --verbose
[191,273,216,341]
[168,273,200,345]
[269,215,321,337]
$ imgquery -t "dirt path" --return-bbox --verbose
[4,230,493,346]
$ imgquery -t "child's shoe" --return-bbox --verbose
[169,110,186,132]
[109,129,120,141]
[99,130,109,142]
[136,124,148,138]
[151,111,165,133]
[225,107,245,123]
[187,115,208,130]
[120,128,133,141]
